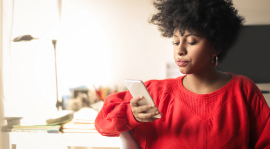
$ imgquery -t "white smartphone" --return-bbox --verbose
[124,79,161,118]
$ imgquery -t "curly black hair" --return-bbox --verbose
[149,0,245,61]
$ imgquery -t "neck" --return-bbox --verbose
[184,67,223,94]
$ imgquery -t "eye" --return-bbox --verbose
[187,42,197,45]
[171,41,180,46]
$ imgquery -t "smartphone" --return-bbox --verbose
[124,79,161,118]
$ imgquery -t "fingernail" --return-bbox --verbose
[149,104,154,108]
[156,111,159,114]
[140,96,143,99]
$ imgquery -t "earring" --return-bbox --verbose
[212,55,218,66]
[215,55,218,66]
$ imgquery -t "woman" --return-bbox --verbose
[95,0,270,148]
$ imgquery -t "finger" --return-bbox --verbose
[131,106,138,114]
[140,118,158,122]
[130,96,143,107]
[136,104,155,113]
[137,110,160,120]
[140,113,161,122]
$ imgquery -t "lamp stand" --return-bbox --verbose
[52,40,62,111]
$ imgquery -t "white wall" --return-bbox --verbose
[233,0,270,25]
[56,0,172,93]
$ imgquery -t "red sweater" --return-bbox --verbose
[95,73,270,149]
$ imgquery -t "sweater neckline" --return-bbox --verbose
[178,72,236,98]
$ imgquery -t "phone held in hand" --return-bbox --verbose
[124,79,161,118]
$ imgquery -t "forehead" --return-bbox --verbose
[173,28,203,37]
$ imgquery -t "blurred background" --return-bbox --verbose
[2,0,173,121]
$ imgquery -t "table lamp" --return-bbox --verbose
[12,35,62,110]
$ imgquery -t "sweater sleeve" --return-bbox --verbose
[253,114,270,149]
[95,90,141,137]
[248,84,270,148]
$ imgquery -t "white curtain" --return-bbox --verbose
[0,0,14,147]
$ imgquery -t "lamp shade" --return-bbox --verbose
[12,35,38,42]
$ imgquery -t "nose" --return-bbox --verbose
[175,43,187,56]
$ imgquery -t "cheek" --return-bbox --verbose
[173,48,178,59]
[190,47,212,63]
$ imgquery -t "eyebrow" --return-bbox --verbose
[173,33,201,38]
[185,33,201,37]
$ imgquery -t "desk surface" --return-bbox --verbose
[3,132,121,149]
[256,83,270,106]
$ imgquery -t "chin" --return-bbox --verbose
[178,68,190,74]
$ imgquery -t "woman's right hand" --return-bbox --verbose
[130,96,161,122]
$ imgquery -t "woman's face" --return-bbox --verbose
[173,29,215,74]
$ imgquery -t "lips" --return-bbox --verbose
[175,60,189,67]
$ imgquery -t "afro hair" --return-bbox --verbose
[149,0,245,61]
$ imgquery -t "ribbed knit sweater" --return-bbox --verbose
[95,73,270,149]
